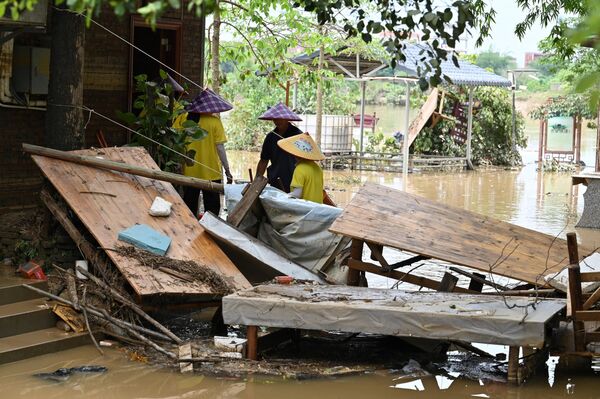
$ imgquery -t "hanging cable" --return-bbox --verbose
[50,103,222,176]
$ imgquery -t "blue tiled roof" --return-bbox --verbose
[395,43,512,87]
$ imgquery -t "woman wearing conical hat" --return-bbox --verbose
[255,102,303,193]
[277,133,325,204]
[177,88,234,217]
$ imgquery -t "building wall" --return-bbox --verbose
[0,6,204,213]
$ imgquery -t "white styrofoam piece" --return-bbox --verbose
[149,196,172,217]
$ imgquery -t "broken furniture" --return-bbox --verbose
[27,145,250,303]
[222,284,565,384]
[330,183,595,293]
[572,173,600,229]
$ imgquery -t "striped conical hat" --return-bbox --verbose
[277,133,325,161]
[186,88,233,113]
[166,74,186,94]
[258,102,302,121]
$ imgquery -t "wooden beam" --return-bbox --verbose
[366,242,390,270]
[347,259,476,294]
[567,232,586,352]
[347,240,364,286]
[438,272,458,292]
[23,143,224,193]
[449,266,509,291]
[574,311,600,321]
[582,285,600,310]
[246,325,258,360]
[226,175,267,227]
[390,255,430,270]
[507,346,521,384]
[580,272,600,282]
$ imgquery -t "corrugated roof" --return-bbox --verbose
[396,43,512,87]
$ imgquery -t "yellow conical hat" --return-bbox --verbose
[277,132,325,161]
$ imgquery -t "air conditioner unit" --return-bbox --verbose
[0,0,48,27]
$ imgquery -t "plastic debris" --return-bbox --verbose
[149,196,172,217]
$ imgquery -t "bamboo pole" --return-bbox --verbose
[21,283,173,342]
[76,265,182,344]
[23,143,224,193]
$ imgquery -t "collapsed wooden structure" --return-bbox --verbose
[330,182,595,291]
[27,145,250,303]
[20,144,600,383]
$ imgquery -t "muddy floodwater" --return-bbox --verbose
[2,149,600,397]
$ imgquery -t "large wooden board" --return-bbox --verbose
[407,88,438,147]
[330,183,595,287]
[32,147,250,298]
[223,284,565,347]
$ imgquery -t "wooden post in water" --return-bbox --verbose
[347,239,364,286]
[246,325,258,360]
[567,232,585,352]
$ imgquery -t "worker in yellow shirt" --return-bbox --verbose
[277,133,325,204]
[175,88,234,217]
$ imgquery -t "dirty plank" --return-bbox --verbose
[330,183,595,289]
[31,147,250,298]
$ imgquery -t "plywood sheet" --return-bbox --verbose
[223,284,565,347]
[407,88,438,147]
[32,147,250,298]
[330,183,595,287]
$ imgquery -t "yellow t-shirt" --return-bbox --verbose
[178,114,227,181]
[290,160,324,204]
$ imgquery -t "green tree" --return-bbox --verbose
[413,86,526,166]
[474,49,517,77]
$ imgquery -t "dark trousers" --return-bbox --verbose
[183,180,222,217]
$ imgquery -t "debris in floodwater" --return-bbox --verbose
[391,378,425,391]
[33,365,108,382]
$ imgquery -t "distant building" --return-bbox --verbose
[524,52,544,67]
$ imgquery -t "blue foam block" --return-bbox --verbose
[118,224,171,256]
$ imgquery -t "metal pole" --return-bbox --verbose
[511,72,517,158]
[359,80,366,154]
[402,82,411,177]
[466,87,474,170]
[199,10,206,87]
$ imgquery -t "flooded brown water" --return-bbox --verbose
[3,150,600,397]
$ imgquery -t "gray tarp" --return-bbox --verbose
[223,284,566,347]
[225,185,350,284]
[199,212,328,284]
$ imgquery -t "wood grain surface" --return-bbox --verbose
[32,147,250,298]
[330,183,595,288]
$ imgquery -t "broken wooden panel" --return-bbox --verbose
[32,147,250,298]
[330,183,596,288]
[223,284,565,347]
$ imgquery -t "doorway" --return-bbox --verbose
[129,17,182,111]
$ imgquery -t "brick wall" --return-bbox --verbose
[1,5,205,214]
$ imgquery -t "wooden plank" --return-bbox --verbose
[246,325,258,360]
[390,255,430,270]
[347,258,475,294]
[366,242,390,270]
[582,285,600,310]
[449,266,509,291]
[406,88,438,147]
[507,346,520,384]
[226,175,267,227]
[574,311,600,321]
[31,147,250,298]
[330,183,596,288]
[580,272,600,282]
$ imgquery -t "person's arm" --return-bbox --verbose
[216,143,233,184]
[290,187,303,198]
[256,159,268,177]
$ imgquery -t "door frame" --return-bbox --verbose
[128,16,183,112]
